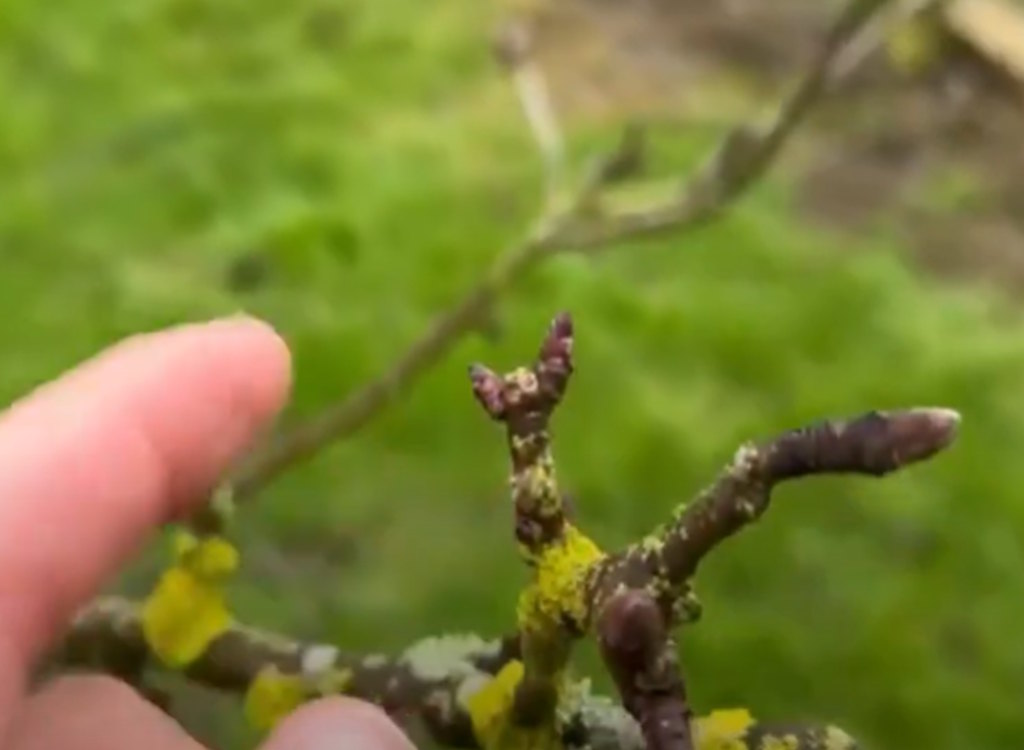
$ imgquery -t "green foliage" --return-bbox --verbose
[3,1,1024,749]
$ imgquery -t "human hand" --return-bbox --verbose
[0,317,415,750]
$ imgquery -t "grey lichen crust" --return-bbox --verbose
[558,678,646,750]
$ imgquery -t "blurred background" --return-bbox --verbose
[4,0,1024,747]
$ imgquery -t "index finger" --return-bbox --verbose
[0,317,291,704]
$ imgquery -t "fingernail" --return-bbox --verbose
[259,697,416,750]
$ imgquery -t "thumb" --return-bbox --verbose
[259,698,416,750]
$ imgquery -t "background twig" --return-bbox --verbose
[222,0,897,510]
[493,19,566,206]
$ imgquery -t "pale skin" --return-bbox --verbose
[0,317,415,750]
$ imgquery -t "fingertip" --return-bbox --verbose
[7,314,294,435]
[93,314,295,511]
[259,697,416,750]
[0,315,295,664]
[190,315,294,422]
[137,314,292,418]
[10,673,202,750]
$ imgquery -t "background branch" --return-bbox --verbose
[223,0,897,509]
[492,19,566,206]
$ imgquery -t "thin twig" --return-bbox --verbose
[654,407,960,588]
[832,0,941,81]
[224,0,896,508]
[493,19,566,207]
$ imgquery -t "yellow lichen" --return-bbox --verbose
[757,734,799,750]
[141,529,239,668]
[885,14,945,76]
[671,500,689,522]
[692,708,756,750]
[508,367,538,395]
[312,667,354,696]
[466,659,525,748]
[244,665,310,732]
[511,449,560,522]
[637,533,665,555]
[465,659,563,750]
[823,725,857,749]
[516,524,605,633]
[521,465,556,510]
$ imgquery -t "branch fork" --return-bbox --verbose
[470,311,574,555]
[467,313,960,750]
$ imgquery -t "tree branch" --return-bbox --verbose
[655,407,960,589]
[61,2,954,745]
[597,590,693,750]
[59,322,956,748]
[469,311,575,555]
[60,312,954,748]
[221,0,897,509]
[60,596,858,750]
[60,596,511,748]
[458,314,956,749]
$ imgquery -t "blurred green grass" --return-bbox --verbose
[3,1,1024,749]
